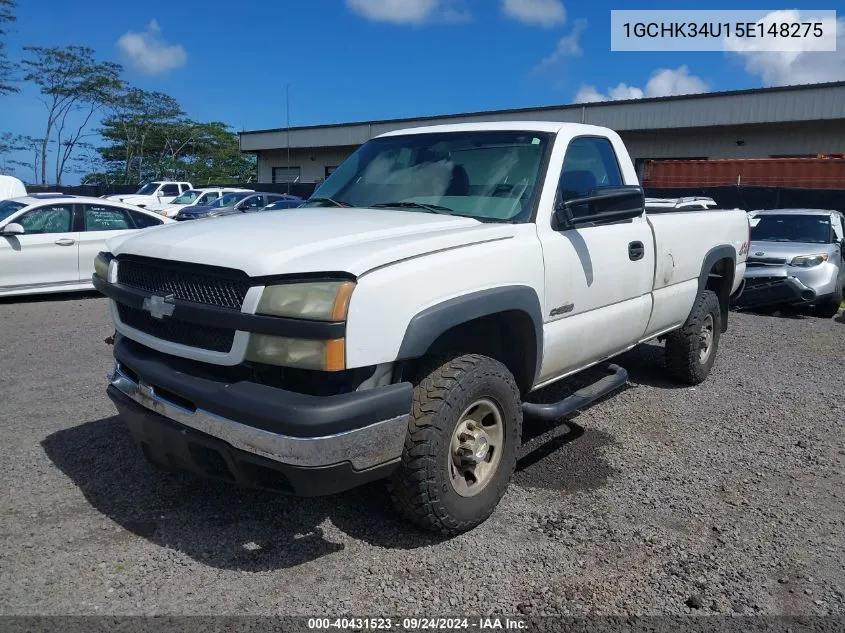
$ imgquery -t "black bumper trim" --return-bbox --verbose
[92,274,346,340]
[110,387,398,496]
[732,276,813,308]
[113,336,413,438]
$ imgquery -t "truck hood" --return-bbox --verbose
[749,240,837,260]
[107,207,515,277]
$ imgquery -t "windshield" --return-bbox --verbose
[304,130,552,222]
[172,190,202,204]
[751,214,833,244]
[136,183,159,195]
[0,199,26,223]
[214,192,250,207]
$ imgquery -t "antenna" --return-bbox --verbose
[286,84,291,195]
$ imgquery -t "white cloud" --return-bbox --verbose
[725,10,845,86]
[117,20,186,76]
[534,18,587,71]
[345,0,469,24]
[644,66,708,97]
[573,85,606,103]
[573,66,708,103]
[502,0,565,27]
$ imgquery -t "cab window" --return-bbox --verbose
[557,137,624,218]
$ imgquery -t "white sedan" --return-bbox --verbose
[0,194,174,298]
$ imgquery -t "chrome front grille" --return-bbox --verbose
[116,304,235,353]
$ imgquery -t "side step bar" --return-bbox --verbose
[522,364,628,422]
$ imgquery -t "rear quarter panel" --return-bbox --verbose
[644,209,748,337]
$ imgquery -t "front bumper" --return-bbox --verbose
[736,263,839,308]
[107,338,413,496]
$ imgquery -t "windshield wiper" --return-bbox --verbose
[305,197,351,208]
[370,201,455,215]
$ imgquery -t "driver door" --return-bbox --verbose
[0,203,80,290]
[537,136,654,382]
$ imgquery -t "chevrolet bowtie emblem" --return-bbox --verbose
[143,293,176,320]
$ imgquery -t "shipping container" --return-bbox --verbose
[642,156,845,190]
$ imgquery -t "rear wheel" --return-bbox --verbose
[665,289,722,385]
[388,354,521,535]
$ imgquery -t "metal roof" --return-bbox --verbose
[240,81,845,152]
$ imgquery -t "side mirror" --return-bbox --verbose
[1,222,24,236]
[553,186,645,230]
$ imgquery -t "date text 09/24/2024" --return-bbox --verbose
[307,617,528,630]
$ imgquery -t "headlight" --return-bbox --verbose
[245,335,345,371]
[256,280,355,321]
[94,252,114,281]
[790,254,828,267]
[247,281,355,370]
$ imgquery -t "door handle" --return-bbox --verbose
[628,241,645,261]
[54,238,75,246]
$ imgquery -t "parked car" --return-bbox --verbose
[261,194,305,211]
[146,187,253,218]
[0,194,174,297]
[734,208,845,317]
[94,121,748,534]
[0,175,27,201]
[103,181,192,208]
[175,192,298,221]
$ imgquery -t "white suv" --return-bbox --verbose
[104,181,193,208]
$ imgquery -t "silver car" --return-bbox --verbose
[737,209,845,317]
[175,192,291,221]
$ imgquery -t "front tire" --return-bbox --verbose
[665,289,722,385]
[388,354,522,535]
[814,282,843,319]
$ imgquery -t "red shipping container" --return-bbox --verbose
[642,157,845,189]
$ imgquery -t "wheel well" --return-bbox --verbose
[404,311,537,395]
[705,257,735,332]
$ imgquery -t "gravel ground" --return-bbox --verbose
[0,293,843,617]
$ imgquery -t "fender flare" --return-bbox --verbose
[396,285,544,385]
[698,245,736,332]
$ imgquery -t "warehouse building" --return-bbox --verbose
[239,81,845,184]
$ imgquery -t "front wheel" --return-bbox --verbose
[814,282,843,318]
[665,289,722,385]
[388,354,522,535]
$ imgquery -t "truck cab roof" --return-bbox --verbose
[377,121,619,137]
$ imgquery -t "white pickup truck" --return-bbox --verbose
[103,181,193,208]
[94,122,749,534]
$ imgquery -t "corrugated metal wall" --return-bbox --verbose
[241,84,845,152]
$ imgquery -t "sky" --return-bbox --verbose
[1,0,843,184]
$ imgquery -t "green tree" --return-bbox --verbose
[0,0,17,95]
[22,46,121,185]
[99,85,183,184]
[187,121,256,184]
